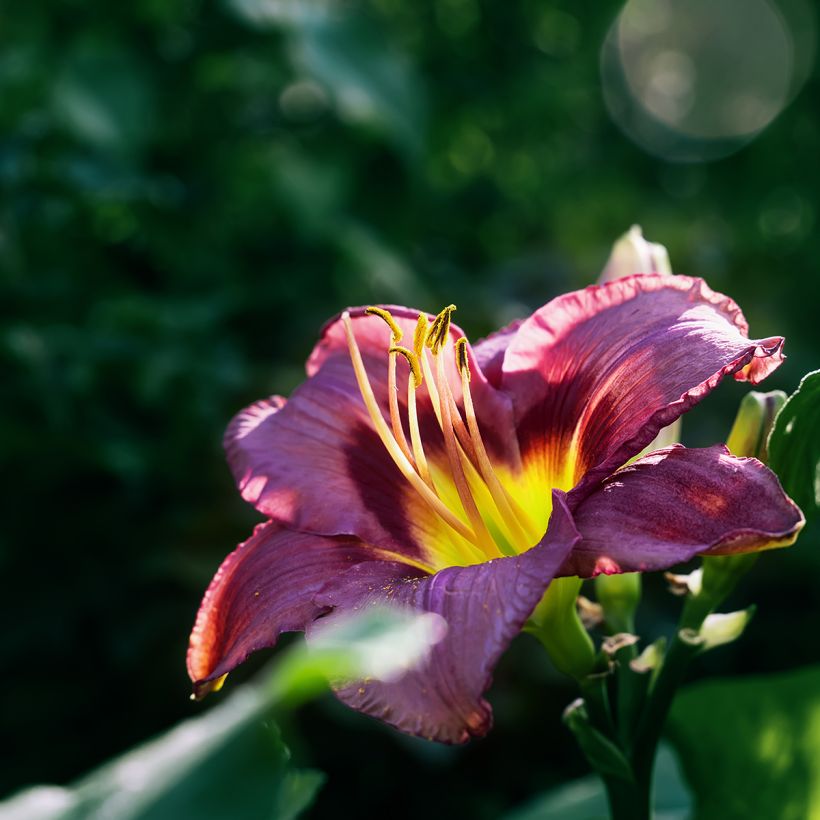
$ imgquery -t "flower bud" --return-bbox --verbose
[599,225,672,284]
[595,572,641,634]
[629,638,666,674]
[726,390,787,462]
[679,607,755,651]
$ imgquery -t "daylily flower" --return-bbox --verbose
[187,274,804,743]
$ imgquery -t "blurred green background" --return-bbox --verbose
[2,0,818,817]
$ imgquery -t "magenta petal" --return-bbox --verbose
[562,445,805,577]
[471,317,524,388]
[310,492,581,743]
[500,275,785,492]
[187,522,376,697]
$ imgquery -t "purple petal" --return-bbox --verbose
[310,492,581,743]
[224,307,519,558]
[500,275,785,497]
[471,317,524,388]
[187,522,377,698]
[562,445,805,577]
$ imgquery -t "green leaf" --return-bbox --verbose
[768,369,820,520]
[667,664,820,820]
[503,744,691,820]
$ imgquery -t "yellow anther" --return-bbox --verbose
[390,346,422,389]
[366,306,403,343]
[413,314,429,357]
[426,304,456,354]
[455,337,471,382]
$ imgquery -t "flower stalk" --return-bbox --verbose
[562,386,797,819]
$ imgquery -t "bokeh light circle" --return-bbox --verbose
[601,0,816,162]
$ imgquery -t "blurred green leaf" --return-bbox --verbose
[269,606,446,705]
[0,687,320,820]
[291,16,424,157]
[768,370,820,521]
[52,44,155,155]
[503,744,690,820]
[0,607,442,820]
[228,0,424,156]
[667,665,820,820]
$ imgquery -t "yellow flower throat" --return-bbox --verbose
[343,306,545,570]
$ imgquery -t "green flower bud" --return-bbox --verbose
[726,390,787,463]
[595,572,641,634]
[679,607,755,651]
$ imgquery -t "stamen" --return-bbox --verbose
[365,306,403,343]
[426,304,456,355]
[391,346,433,487]
[342,312,477,544]
[413,314,428,358]
[419,312,478,465]
[389,346,422,389]
[366,306,414,463]
[455,337,470,379]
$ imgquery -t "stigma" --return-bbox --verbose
[342,306,539,567]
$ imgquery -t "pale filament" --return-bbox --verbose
[387,349,414,463]
[405,378,432,487]
[365,308,414,464]
[420,349,478,467]
[347,306,538,563]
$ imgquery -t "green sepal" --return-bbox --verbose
[563,699,635,782]
[595,572,641,635]
[528,577,596,680]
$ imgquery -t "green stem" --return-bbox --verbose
[632,634,701,790]
[579,673,616,739]
[615,652,649,754]
[602,773,651,820]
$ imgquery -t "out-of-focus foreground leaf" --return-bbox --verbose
[0,607,443,820]
[667,665,820,820]
[0,685,321,820]
[503,744,690,820]
[768,370,820,520]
